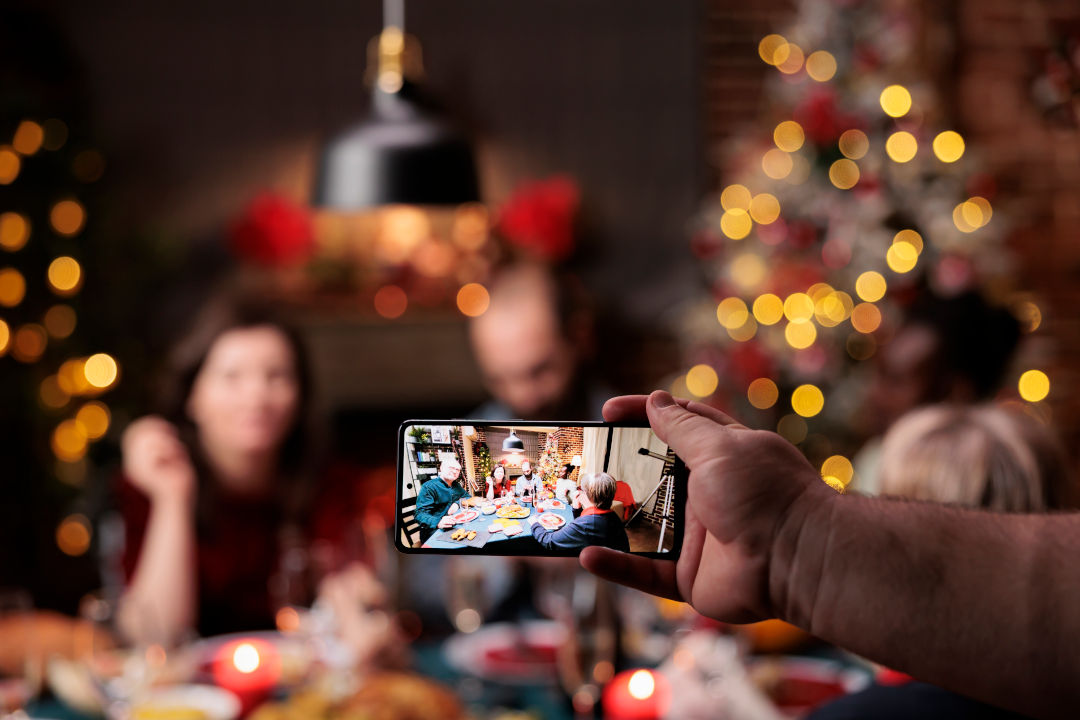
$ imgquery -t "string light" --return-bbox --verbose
[885,131,918,163]
[776,43,805,74]
[75,402,111,439]
[773,121,805,152]
[0,146,20,185]
[13,121,44,156]
[720,209,752,239]
[0,268,26,307]
[49,200,86,237]
[893,229,923,254]
[791,384,825,417]
[838,129,869,159]
[855,271,887,302]
[686,364,719,397]
[720,184,752,211]
[1018,370,1050,402]
[828,159,860,189]
[0,319,9,356]
[783,293,814,323]
[373,285,408,319]
[56,514,92,556]
[43,305,77,338]
[749,193,781,224]
[48,256,83,296]
[83,353,119,389]
[730,253,767,290]
[52,419,88,461]
[727,316,757,342]
[821,455,854,485]
[850,303,882,333]
[784,321,817,349]
[456,283,490,317]
[758,35,790,66]
[932,131,965,162]
[752,293,785,325]
[805,51,837,82]
[747,378,779,409]
[716,297,749,329]
[0,212,30,251]
[762,149,793,179]
[879,85,912,117]
[886,241,918,273]
[13,324,47,363]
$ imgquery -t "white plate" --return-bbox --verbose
[444,621,567,685]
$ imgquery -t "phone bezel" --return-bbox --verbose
[394,419,684,559]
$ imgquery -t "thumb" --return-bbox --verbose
[646,390,728,468]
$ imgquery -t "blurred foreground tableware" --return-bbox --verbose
[189,632,312,691]
[747,657,870,718]
[249,672,464,720]
[0,590,41,715]
[602,668,671,719]
[443,620,566,685]
[130,684,241,720]
[208,638,281,714]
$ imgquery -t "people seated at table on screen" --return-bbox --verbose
[485,464,513,500]
[415,458,469,543]
[554,463,577,502]
[530,471,630,552]
[515,460,542,499]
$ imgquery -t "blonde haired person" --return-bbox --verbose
[530,471,629,552]
[878,404,1074,512]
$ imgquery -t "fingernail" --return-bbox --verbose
[651,390,674,408]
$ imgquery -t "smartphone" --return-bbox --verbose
[395,420,685,558]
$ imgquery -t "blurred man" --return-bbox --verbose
[515,459,542,499]
[414,458,468,544]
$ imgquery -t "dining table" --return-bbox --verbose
[423,499,577,552]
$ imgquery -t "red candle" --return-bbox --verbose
[602,669,671,719]
[212,638,281,713]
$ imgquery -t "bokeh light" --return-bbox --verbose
[727,316,758,342]
[720,184,752,211]
[758,34,790,66]
[730,253,767,290]
[747,378,779,409]
[855,271,887,302]
[50,200,86,237]
[805,50,837,82]
[822,477,846,493]
[13,324,47,363]
[628,670,657,701]
[828,159,860,189]
[762,149,793,179]
[791,384,825,417]
[0,146,20,185]
[1018,370,1050,402]
[373,285,408,319]
[893,229,924,254]
[821,455,854,485]
[776,43,805,74]
[40,375,70,409]
[52,419,88,461]
[0,212,30,251]
[885,131,918,163]
[932,131,965,163]
[717,297,749,329]
[886,242,918,273]
[720,209,752,240]
[686,364,719,398]
[0,319,9,356]
[456,283,490,317]
[76,402,111,439]
[773,121,805,152]
[56,514,92,556]
[83,353,119,389]
[44,305,77,338]
[233,643,260,673]
[838,129,869,160]
[48,256,83,295]
[1015,301,1041,333]
[58,359,91,395]
[752,293,784,325]
[13,120,44,156]
[879,85,912,117]
[0,267,26,307]
[850,303,883,333]
[749,193,781,224]
[784,321,817,349]
[783,293,814,323]
[777,414,808,444]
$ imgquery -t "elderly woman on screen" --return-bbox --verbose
[531,471,630,552]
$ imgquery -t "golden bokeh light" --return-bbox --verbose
[791,384,825,417]
[773,121,805,152]
[749,193,781,224]
[823,476,846,493]
[762,149,793,179]
[0,146,20,184]
[753,293,785,325]
[879,84,912,117]
[0,319,9,356]
[851,302,883,333]
[785,320,817,349]
[821,455,854,485]
[838,129,869,160]
[0,212,30,251]
[47,256,83,295]
[717,297,750,329]
[727,315,758,342]
[720,209,753,240]
[747,377,779,409]
[788,155,812,184]
[83,353,119,389]
[76,402,111,439]
[730,253,767,290]
[44,304,77,338]
[932,131,965,163]
[13,120,45,156]
[815,291,851,326]
[855,271,887,302]
[805,50,837,82]
[969,196,992,224]
[58,359,91,395]
[777,414,808,444]
[886,242,918,273]
[1016,301,1041,333]
[828,158,860,189]
[686,364,719,398]
[0,267,26,307]
[669,374,691,401]
[456,283,490,317]
[56,514,92,557]
[13,324,47,363]
[720,184,752,211]
[758,34,789,66]
[783,293,814,323]
[1018,370,1050,403]
[40,375,70,409]
[373,285,408,319]
[776,43,805,74]
[885,131,918,163]
[952,204,976,233]
[893,229,924,254]
[52,419,88,462]
[50,200,87,237]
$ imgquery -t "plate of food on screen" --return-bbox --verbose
[496,504,530,519]
[537,499,565,511]
[452,509,480,524]
[481,503,497,515]
[537,513,565,531]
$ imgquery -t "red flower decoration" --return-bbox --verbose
[496,176,580,262]
[229,193,314,267]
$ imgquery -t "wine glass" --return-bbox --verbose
[0,589,40,719]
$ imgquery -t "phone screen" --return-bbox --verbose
[396,421,684,558]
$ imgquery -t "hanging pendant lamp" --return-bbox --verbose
[502,429,525,453]
[313,2,479,209]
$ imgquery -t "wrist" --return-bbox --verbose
[767,480,840,632]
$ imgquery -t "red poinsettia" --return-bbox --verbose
[229,193,314,267]
[496,176,580,262]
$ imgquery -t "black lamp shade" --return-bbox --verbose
[314,84,479,209]
[502,430,525,453]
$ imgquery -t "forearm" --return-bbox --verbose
[121,498,196,644]
[771,490,1080,717]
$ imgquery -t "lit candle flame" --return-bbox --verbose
[627,669,656,700]
[233,642,260,674]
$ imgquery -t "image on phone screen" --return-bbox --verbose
[396,421,684,558]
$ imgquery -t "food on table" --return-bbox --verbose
[503,524,524,536]
[467,531,477,541]
[547,499,564,509]
[131,707,209,720]
[496,505,530,519]
[460,497,483,508]
[487,523,503,533]
[537,513,565,531]
[251,672,464,720]
[451,510,479,523]
[480,504,497,515]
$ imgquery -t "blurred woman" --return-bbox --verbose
[554,463,577,502]
[485,464,512,500]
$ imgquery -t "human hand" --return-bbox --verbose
[121,416,196,507]
[579,390,835,623]
[448,502,460,515]
[438,517,455,529]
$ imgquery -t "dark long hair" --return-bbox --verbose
[156,291,319,527]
